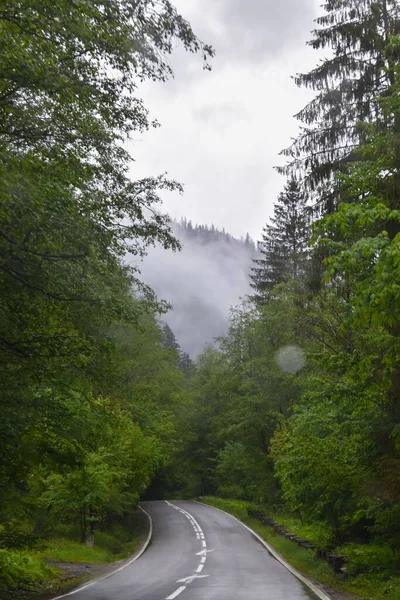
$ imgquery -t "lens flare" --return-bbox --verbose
[275,345,305,373]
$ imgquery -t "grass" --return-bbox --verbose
[201,497,400,600]
[0,510,149,600]
[0,549,60,600]
[34,538,113,564]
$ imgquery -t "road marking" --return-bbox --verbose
[165,501,212,595]
[196,548,214,556]
[193,500,332,600]
[177,574,209,584]
[166,586,187,599]
[165,502,203,535]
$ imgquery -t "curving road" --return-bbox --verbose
[62,500,321,600]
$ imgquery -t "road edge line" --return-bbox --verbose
[193,499,331,600]
[50,505,153,600]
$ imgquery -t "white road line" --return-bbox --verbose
[193,500,331,600]
[165,501,211,593]
[166,586,187,599]
[166,501,203,535]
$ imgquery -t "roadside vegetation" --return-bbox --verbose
[201,498,400,600]
[0,510,149,599]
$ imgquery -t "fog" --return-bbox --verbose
[137,223,256,356]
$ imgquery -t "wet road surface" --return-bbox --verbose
[62,500,321,600]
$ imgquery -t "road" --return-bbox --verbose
[64,500,321,600]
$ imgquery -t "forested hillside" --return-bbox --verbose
[138,219,257,355]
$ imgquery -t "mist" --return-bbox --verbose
[136,222,256,356]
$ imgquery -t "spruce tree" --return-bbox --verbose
[162,324,181,353]
[250,179,310,305]
[280,0,400,212]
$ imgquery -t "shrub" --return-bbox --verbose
[0,549,55,593]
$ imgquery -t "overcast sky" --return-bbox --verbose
[129,0,322,241]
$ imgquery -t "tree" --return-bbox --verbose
[0,0,212,527]
[279,0,400,211]
[250,179,310,305]
[0,0,213,372]
[307,35,400,545]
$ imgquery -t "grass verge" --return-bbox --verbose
[0,510,149,600]
[200,497,400,600]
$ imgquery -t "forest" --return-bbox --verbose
[1,1,400,599]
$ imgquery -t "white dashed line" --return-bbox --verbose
[166,586,187,599]
[165,501,211,600]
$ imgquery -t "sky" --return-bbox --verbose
[129,0,322,241]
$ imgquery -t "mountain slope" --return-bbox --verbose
[138,220,257,355]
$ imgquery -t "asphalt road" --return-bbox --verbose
[65,500,321,600]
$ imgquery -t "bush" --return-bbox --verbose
[0,531,40,550]
[0,549,55,593]
[338,543,399,576]
[95,532,123,555]
[217,485,246,499]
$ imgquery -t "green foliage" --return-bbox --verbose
[0,550,56,594]
[0,0,212,594]
[202,498,400,600]
[337,543,399,576]
[251,178,310,304]
[0,532,40,551]
[182,34,400,585]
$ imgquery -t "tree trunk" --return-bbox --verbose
[85,505,95,547]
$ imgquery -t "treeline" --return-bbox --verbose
[176,0,400,556]
[176,218,257,251]
[0,0,211,555]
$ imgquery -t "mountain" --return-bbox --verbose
[137,219,257,356]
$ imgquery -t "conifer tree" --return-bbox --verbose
[162,324,181,354]
[250,179,310,305]
[280,0,400,212]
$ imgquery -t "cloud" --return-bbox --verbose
[126,0,323,349]
[213,0,317,62]
[129,0,321,244]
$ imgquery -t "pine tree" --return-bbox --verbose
[179,352,195,375]
[280,0,400,212]
[250,179,310,304]
[162,323,181,354]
